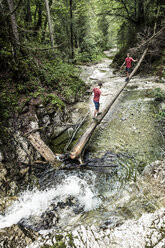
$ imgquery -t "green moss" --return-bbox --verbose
[153,88,165,101]
[67,233,76,247]
[156,107,165,120]
[43,94,65,110]
[55,235,64,241]
[41,234,66,248]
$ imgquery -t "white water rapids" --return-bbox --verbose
[0,175,101,229]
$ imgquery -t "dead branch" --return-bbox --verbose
[136,25,165,50]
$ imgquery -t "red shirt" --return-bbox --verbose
[125,57,133,68]
[93,88,101,102]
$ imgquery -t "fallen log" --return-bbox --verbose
[70,48,148,163]
[64,111,89,151]
[28,133,57,163]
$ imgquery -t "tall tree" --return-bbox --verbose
[25,0,32,23]
[45,0,54,47]
[69,0,74,59]
[137,0,144,26]
[7,0,20,45]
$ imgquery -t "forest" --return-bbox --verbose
[0,0,165,122]
[0,0,165,247]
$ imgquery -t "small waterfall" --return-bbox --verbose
[0,175,101,229]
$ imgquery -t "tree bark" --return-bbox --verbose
[69,0,74,59]
[70,48,148,163]
[7,0,20,45]
[137,0,144,25]
[37,2,42,29]
[25,0,32,23]
[45,0,54,47]
[28,133,57,163]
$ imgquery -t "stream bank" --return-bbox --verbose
[0,50,165,247]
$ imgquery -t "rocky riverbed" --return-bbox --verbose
[0,50,165,247]
[0,158,164,248]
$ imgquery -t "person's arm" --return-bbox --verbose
[120,61,126,69]
[101,92,113,96]
[131,58,137,62]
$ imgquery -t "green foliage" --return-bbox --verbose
[38,57,86,102]
[156,108,165,120]
[43,94,65,110]
[41,234,66,248]
[40,233,76,248]
[1,0,164,124]
[154,88,165,101]
[41,243,66,248]
[67,233,76,247]
[0,46,87,121]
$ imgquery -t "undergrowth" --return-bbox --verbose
[0,49,87,121]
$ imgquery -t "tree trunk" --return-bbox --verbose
[45,0,54,47]
[137,0,144,26]
[42,15,48,42]
[70,48,148,163]
[153,0,160,35]
[7,0,20,45]
[37,2,42,29]
[28,133,57,163]
[134,0,137,19]
[69,0,74,59]
[26,0,32,22]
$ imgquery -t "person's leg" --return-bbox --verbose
[93,101,99,118]
[94,109,98,118]
[126,67,129,77]
[126,71,129,78]
[125,67,130,81]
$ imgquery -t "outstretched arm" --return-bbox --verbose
[101,92,113,96]
[120,61,125,69]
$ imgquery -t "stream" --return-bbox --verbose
[0,50,164,240]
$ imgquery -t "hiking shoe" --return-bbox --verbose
[125,77,129,82]
[92,117,98,122]
[97,112,102,116]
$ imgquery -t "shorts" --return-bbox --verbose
[126,67,131,73]
[93,100,100,110]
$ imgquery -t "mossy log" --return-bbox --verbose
[70,48,148,163]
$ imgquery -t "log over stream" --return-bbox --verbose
[70,48,148,163]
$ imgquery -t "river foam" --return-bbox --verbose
[0,175,101,229]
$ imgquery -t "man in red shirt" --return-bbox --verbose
[121,53,137,81]
[93,82,109,120]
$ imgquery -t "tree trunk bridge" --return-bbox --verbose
[27,48,148,164]
[70,48,148,163]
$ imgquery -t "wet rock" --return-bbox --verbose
[101,217,124,229]
[40,210,59,230]
[21,106,29,114]
[42,115,50,126]
[108,208,165,248]
[139,159,165,205]
[0,152,4,162]
[30,119,39,130]
[0,162,7,181]
[9,181,19,196]
[20,212,59,231]
[0,224,38,248]
[28,208,165,248]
